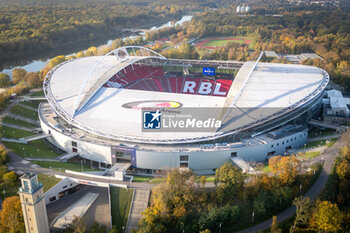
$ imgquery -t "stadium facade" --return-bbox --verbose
[40,46,329,174]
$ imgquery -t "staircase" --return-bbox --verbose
[231,156,255,173]
[126,189,150,233]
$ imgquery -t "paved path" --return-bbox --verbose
[308,134,341,142]
[0,122,34,132]
[18,103,38,111]
[6,113,39,125]
[236,141,341,233]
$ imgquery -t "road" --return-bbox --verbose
[236,141,341,233]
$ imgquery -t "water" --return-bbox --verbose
[1,15,193,78]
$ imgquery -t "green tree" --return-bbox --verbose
[215,162,245,202]
[0,196,25,233]
[3,171,17,187]
[0,73,11,87]
[291,196,314,231]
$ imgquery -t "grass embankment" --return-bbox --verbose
[37,174,61,192]
[0,125,35,139]
[31,160,98,172]
[305,138,337,149]
[29,90,45,97]
[110,187,133,232]
[10,105,38,120]
[298,151,321,160]
[20,100,44,109]
[3,140,59,159]
[2,116,37,128]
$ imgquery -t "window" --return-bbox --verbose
[62,185,67,189]
[71,141,77,147]
[72,148,78,153]
[295,137,297,140]
[282,141,285,144]
[277,143,279,146]
[25,198,28,203]
[49,196,56,202]
[48,130,51,134]
[212,168,217,172]
[180,155,189,161]
[231,152,237,157]
[291,138,293,141]
[180,163,188,168]
[286,146,292,150]
[287,140,289,143]
[271,144,274,148]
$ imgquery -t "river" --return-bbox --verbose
[1,15,192,78]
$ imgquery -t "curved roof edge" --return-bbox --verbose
[72,46,165,116]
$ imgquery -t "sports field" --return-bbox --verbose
[195,36,252,49]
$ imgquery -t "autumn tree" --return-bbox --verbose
[0,196,25,233]
[0,144,7,165]
[268,156,300,185]
[0,73,11,87]
[3,171,17,187]
[12,68,27,84]
[271,216,280,233]
[310,200,343,232]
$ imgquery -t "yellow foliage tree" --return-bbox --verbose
[0,196,25,233]
[310,200,343,232]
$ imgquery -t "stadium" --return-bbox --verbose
[40,46,329,174]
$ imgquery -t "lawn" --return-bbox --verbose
[3,140,60,159]
[132,175,151,182]
[0,125,35,139]
[37,174,61,192]
[10,105,38,120]
[31,160,97,172]
[30,90,44,97]
[261,164,271,173]
[20,100,44,109]
[110,187,133,232]
[149,177,165,184]
[298,151,321,160]
[2,116,37,128]
[196,175,215,183]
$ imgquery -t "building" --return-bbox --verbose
[18,173,49,233]
[40,46,329,174]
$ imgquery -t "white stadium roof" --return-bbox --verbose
[44,47,329,144]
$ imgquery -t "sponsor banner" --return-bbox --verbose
[141,106,311,133]
[203,67,215,76]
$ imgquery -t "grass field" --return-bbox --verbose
[195,36,253,49]
[2,116,37,128]
[37,174,61,192]
[10,105,38,120]
[3,140,60,159]
[21,100,44,109]
[31,160,98,171]
[0,125,35,139]
[110,187,133,232]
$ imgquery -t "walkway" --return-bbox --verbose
[0,122,34,132]
[126,189,150,233]
[6,113,39,125]
[236,141,341,233]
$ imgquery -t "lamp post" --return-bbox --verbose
[219,223,222,233]
[81,160,83,172]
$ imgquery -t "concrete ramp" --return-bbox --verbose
[231,156,254,173]
[126,189,150,233]
[51,192,99,229]
[58,152,79,161]
[309,119,348,132]
[20,133,51,142]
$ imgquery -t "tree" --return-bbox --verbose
[89,222,107,233]
[12,68,26,84]
[0,196,25,233]
[0,144,7,165]
[215,162,245,202]
[269,155,282,176]
[310,200,343,232]
[291,196,314,231]
[336,159,350,181]
[200,176,206,188]
[3,171,17,187]
[271,216,280,233]
[0,73,11,87]
[64,216,86,233]
[24,72,41,87]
